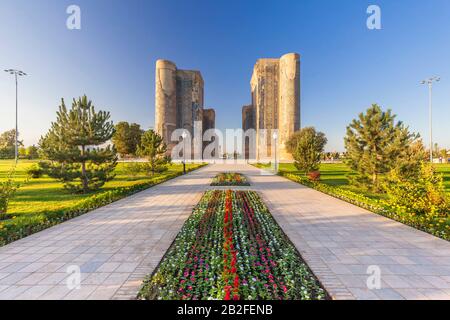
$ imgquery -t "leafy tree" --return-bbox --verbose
[287,127,327,175]
[0,129,23,159]
[137,129,170,175]
[344,104,419,191]
[39,95,117,193]
[112,122,143,157]
[26,145,40,159]
[18,147,27,159]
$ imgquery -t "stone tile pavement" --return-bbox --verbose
[1,163,450,300]
[242,164,450,300]
[0,165,215,300]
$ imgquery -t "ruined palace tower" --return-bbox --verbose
[155,59,215,157]
[242,53,300,161]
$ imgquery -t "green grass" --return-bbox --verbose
[0,160,204,216]
[255,162,450,200]
[439,163,450,194]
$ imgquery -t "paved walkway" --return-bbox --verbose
[242,165,450,300]
[0,166,215,300]
[1,163,450,300]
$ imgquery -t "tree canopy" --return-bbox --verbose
[287,127,327,175]
[112,122,144,157]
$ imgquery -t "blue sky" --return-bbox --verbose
[0,0,449,151]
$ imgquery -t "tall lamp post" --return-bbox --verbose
[273,131,278,173]
[182,131,187,174]
[420,76,440,163]
[4,69,27,163]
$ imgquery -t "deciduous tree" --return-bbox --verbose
[288,127,327,175]
[112,122,143,157]
[0,129,23,159]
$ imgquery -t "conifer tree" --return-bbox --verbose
[344,104,418,191]
[39,95,117,193]
[137,129,170,175]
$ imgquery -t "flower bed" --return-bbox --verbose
[210,172,250,186]
[138,190,327,300]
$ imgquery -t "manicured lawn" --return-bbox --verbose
[0,160,203,216]
[439,164,450,194]
[256,162,450,199]
[139,190,326,300]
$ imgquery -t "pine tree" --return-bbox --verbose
[39,95,117,193]
[137,130,170,175]
[344,104,419,191]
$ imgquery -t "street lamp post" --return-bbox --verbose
[182,131,187,174]
[273,131,278,173]
[4,69,27,163]
[421,76,440,163]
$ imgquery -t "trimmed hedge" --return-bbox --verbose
[281,172,450,241]
[0,164,207,246]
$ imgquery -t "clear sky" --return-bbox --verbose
[1,0,449,151]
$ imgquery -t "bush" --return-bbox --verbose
[123,162,144,177]
[0,168,21,216]
[26,164,44,179]
[383,164,448,217]
[123,162,169,177]
[307,171,321,181]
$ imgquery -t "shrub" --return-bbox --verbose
[26,164,44,179]
[123,162,144,177]
[307,171,321,181]
[0,168,21,216]
[383,164,448,217]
